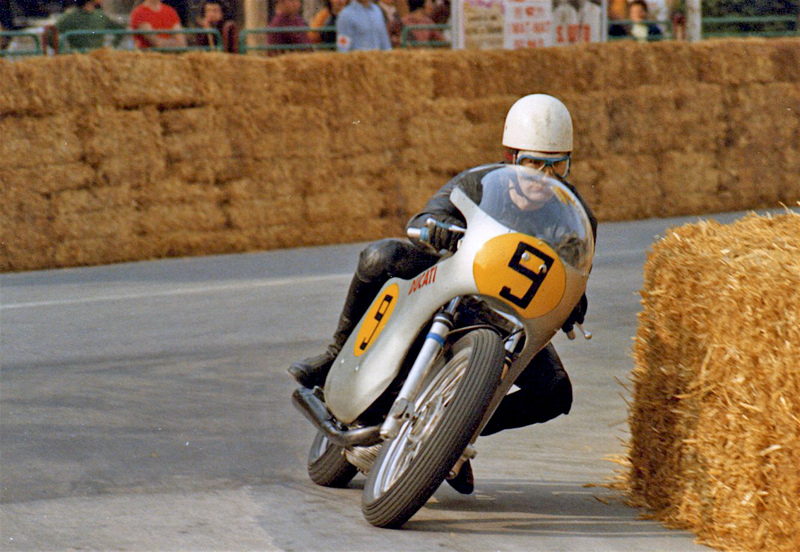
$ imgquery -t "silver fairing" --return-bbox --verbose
[325,175,593,424]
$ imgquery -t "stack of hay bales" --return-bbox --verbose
[628,211,800,551]
[2,38,799,271]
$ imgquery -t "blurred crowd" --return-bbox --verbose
[0,0,454,53]
[5,0,784,55]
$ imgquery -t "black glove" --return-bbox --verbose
[562,294,588,334]
[428,215,462,252]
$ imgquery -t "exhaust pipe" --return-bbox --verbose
[292,387,382,447]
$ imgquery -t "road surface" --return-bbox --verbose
[4,210,778,550]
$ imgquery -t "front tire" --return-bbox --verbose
[361,329,505,528]
[307,430,358,487]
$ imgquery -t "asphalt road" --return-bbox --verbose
[3,210,782,551]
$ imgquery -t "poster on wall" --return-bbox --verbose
[452,0,607,49]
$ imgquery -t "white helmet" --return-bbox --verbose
[502,94,573,153]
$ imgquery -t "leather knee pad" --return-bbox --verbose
[356,239,403,282]
[356,238,438,282]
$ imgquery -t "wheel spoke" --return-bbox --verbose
[372,351,470,494]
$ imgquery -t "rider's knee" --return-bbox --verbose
[357,239,401,282]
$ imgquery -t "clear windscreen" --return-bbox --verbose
[476,165,594,271]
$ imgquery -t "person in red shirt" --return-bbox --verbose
[130,0,187,49]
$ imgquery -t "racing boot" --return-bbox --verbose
[446,459,474,495]
[288,321,350,389]
[288,274,379,388]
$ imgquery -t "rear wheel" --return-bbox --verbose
[307,430,358,487]
[361,329,505,528]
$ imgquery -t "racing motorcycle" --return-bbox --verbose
[292,164,594,528]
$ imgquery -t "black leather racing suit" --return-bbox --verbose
[349,165,597,435]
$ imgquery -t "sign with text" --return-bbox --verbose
[504,0,552,49]
[453,0,606,49]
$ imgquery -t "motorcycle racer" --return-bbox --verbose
[289,94,597,494]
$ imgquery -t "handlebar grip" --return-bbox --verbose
[406,227,429,242]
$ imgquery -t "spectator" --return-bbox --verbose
[376,0,402,48]
[130,0,187,49]
[607,0,626,21]
[642,0,669,30]
[401,0,443,46]
[1,0,17,50]
[610,0,668,23]
[162,0,190,26]
[335,0,391,52]
[308,0,347,46]
[194,0,238,52]
[54,0,125,51]
[268,0,309,52]
[609,0,662,41]
[429,0,450,25]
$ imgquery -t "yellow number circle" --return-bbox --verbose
[473,234,566,319]
[353,283,400,357]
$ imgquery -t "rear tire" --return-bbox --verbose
[307,430,358,487]
[361,329,505,528]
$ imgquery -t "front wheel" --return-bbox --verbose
[361,329,505,528]
[307,430,358,487]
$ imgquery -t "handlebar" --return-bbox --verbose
[406,217,466,242]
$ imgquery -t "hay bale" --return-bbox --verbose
[88,49,206,109]
[718,146,786,209]
[54,236,141,267]
[53,184,134,215]
[0,219,54,271]
[561,90,609,158]
[135,201,228,235]
[226,196,302,229]
[2,184,53,222]
[723,83,800,150]
[0,54,102,116]
[627,211,800,551]
[53,207,136,241]
[133,178,224,206]
[659,151,726,215]
[588,154,661,220]
[0,113,82,168]
[81,105,167,187]
[781,148,800,205]
[612,40,699,89]
[605,84,725,154]
[161,106,234,183]
[6,164,97,195]
[694,38,786,85]
[769,39,800,84]
[3,39,800,272]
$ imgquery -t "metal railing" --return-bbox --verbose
[239,27,336,54]
[58,28,223,53]
[400,24,451,48]
[0,30,44,57]
[702,15,799,38]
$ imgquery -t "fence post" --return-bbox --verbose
[686,0,702,41]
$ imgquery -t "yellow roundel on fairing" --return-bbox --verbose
[353,283,400,357]
[473,233,566,319]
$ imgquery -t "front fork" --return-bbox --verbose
[379,297,461,440]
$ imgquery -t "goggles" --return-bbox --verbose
[516,152,571,179]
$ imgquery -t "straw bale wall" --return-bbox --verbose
[628,211,800,551]
[1,38,799,271]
